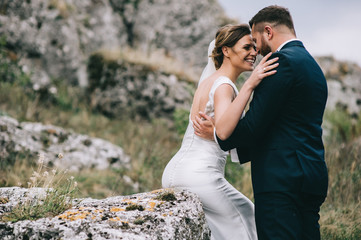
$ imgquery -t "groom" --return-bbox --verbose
[196,5,328,240]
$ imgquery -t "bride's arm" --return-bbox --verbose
[192,85,236,141]
[213,85,237,135]
[215,53,279,140]
[214,83,253,140]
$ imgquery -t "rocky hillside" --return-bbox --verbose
[2,0,360,120]
[316,56,361,117]
[87,52,193,119]
[0,0,230,87]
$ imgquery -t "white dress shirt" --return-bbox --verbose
[277,38,300,52]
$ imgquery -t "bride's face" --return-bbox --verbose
[228,35,257,71]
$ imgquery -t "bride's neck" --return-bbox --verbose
[217,64,243,83]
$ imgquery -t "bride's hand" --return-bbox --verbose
[246,52,279,89]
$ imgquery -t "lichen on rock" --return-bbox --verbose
[0,187,211,239]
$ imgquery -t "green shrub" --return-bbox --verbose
[324,109,361,143]
[173,108,190,136]
[0,36,31,87]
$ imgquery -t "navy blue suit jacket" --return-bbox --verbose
[216,41,328,197]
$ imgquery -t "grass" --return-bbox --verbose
[0,80,181,197]
[320,203,361,240]
[319,109,361,239]
[1,154,78,222]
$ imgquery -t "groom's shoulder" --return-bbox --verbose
[269,51,291,68]
[270,50,291,61]
[276,44,308,60]
[271,47,308,67]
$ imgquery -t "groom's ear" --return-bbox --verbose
[264,26,273,40]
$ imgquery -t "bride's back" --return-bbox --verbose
[190,74,219,122]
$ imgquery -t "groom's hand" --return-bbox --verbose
[193,112,214,140]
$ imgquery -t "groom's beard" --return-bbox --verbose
[260,36,272,56]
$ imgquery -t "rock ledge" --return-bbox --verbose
[0,187,210,240]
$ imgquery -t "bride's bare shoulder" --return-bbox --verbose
[197,73,222,89]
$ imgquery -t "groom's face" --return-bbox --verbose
[251,25,272,56]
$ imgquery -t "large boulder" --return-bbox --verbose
[0,187,211,239]
[0,116,130,172]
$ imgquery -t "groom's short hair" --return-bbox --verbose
[249,5,295,35]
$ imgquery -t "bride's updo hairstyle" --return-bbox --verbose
[211,24,251,69]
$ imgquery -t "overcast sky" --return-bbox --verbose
[218,0,361,66]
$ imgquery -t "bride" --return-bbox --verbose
[162,24,278,240]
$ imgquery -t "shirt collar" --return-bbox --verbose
[276,38,300,52]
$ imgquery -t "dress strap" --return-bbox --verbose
[209,76,238,103]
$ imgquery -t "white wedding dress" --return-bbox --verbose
[162,76,257,240]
